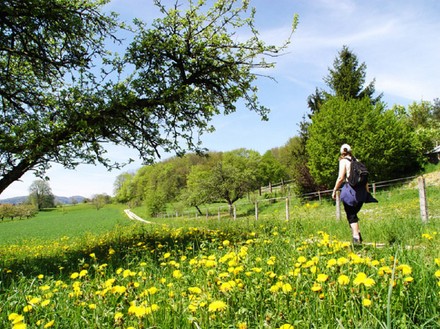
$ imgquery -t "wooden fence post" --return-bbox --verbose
[418,177,429,223]
[255,202,258,221]
[285,197,290,221]
[335,191,341,220]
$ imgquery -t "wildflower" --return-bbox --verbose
[114,312,124,321]
[223,240,230,246]
[70,272,79,279]
[353,272,375,287]
[279,324,294,329]
[237,322,248,329]
[79,270,88,278]
[326,259,337,268]
[173,270,183,279]
[23,305,33,313]
[435,270,440,278]
[311,283,322,292]
[422,233,433,240]
[208,300,227,312]
[13,323,27,329]
[404,277,414,283]
[362,298,372,307]
[297,256,307,264]
[316,274,329,282]
[435,258,440,266]
[337,257,349,266]
[397,264,412,275]
[44,320,55,328]
[163,252,171,259]
[89,253,96,259]
[41,300,51,307]
[38,274,44,279]
[378,266,392,276]
[282,283,293,293]
[189,287,202,294]
[88,304,97,310]
[8,313,24,323]
[28,297,41,305]
[108,247,115,255]
[338,275,350,286]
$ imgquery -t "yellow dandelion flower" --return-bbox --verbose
[70,272,79,279]
[89,253,96,259]
[338,275,350,285]
[364,277,376,287]
[108,247,115,255]
[223,240,230,246]
[435,258,440,266]
[337,257,349,266]
[237,322,248,329]
[397,264,412,275]
[353,272,367,286]
[362,298,372,307]
[208,300,227,312]
[8,313,23,322]
[311,283,322,292]
[404,277,414,283]
[13,323,27,329]
[422,233,433,240]
[23,305,32,313]
[163,252,171,259]
[79,270,88,278]
[28,297,41,305]
[279,324,294,329]
[326,259,337,268]
[39,285,51,291]
[282,283,293,293]
[297,256,307,264]
[188,287,202,294]
[173,270,183,279]
[43,320,55,328]
[41,300,51,307]
[114,312,124,321]
[435,270,440,278]
[316,274,329,282]
[38,274,44,279]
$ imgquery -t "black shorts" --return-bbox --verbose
[343,202,364,224]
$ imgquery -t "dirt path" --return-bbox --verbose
[124,209,154,224]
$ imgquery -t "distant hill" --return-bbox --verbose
[0,195,86,205]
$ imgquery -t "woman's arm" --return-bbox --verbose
[332,159,347,199]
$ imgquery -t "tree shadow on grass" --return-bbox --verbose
[0,224,252,292]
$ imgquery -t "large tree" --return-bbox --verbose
[28,180,55,210]
[0,0,297,196]
[306,97,421,188]
[306,45,382,115]
[185,149,261,216]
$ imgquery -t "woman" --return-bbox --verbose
[331,144,368,244]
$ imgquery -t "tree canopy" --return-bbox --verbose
[0,0,297,196]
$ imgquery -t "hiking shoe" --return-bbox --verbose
[352,237,361,245]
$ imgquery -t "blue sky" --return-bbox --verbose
[2,0,439,199]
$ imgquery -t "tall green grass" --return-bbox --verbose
[0,181,439,328]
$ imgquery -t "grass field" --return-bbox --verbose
[0,174,439,328]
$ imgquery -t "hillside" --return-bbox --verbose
[0,195,86,205]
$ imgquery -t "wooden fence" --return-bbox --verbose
[157,175,436,222]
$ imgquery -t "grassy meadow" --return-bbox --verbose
[0,175,440,328]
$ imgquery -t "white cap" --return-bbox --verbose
[340,143,351,154]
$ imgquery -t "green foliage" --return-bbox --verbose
[0,0,296,195]
[323,45,382,104]
[28,180,55,210]
[306,97,421,188]
[0,204,37,221]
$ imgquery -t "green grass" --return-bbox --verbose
[0,177,439,328]
[0,203,132,246]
